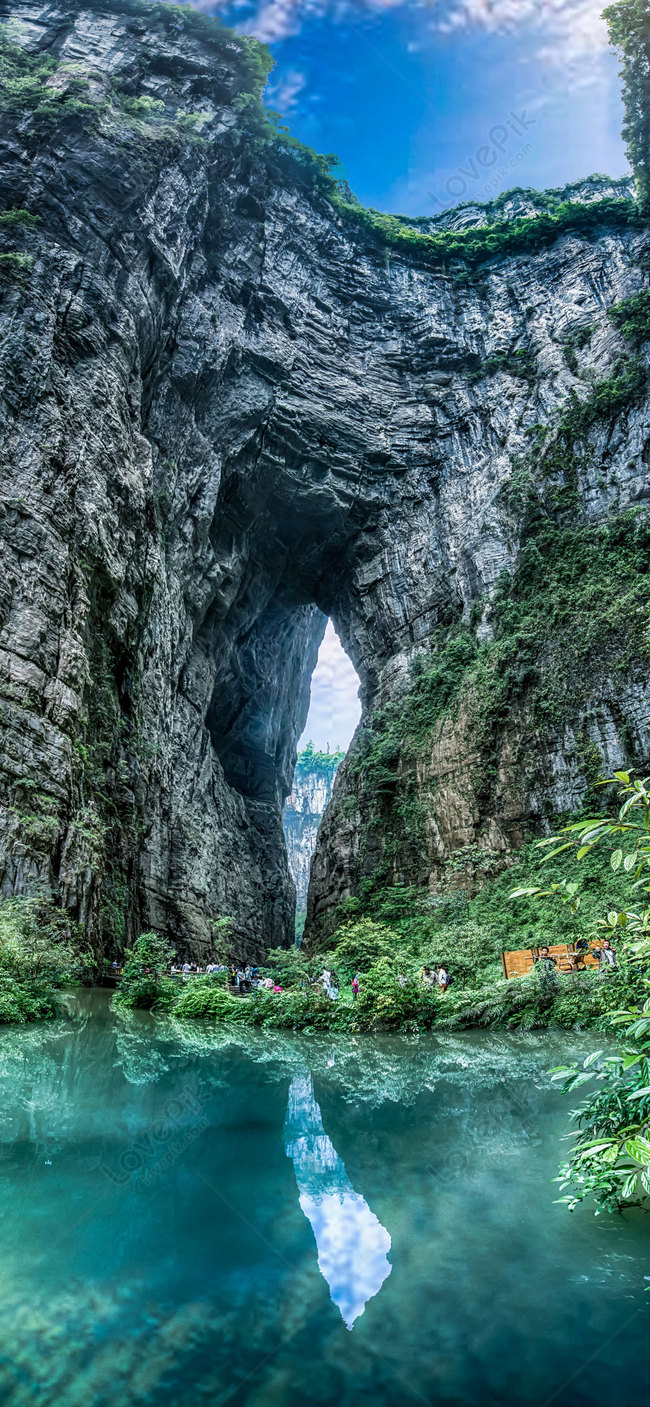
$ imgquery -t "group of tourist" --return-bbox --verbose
[169,961,228,978]
[419,965,453,992]
[168,961,286,994]
[535,938,618,983]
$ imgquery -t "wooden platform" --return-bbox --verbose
[502,943,600,979]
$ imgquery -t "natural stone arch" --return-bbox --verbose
[0,2,649,961]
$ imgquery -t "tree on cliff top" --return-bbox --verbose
[605,0,650,209]
[294,742,346,778]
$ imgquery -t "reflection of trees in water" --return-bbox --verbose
[167,1019,592,1109]
[0,1010,88,1149]
[113,1011,171,1086]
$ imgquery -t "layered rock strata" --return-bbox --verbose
[0,0,648,955]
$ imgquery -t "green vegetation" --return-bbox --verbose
[112,931,177,1012]
[609,289,650,349]
[0,251,33,277]
[562,324,593,374]
[513,773,650,1215]
[170,964,439,1034]
[334,197,640,273]
[0,207,38,283]
[0,30,96,124]
[0,897,89,1023]
[552,997,650,1213]
[294,742,346,780]
[605,0,650,208]
[468,348,538,385]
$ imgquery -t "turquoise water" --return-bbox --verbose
[0,990,648,1406]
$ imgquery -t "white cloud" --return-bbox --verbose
[436,0,609,68]
[267,65,308,111]
[201,0,605,53]
[240,0,325,43]
[298,620,361,753]
[205,0,610,65]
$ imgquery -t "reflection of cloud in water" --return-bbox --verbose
[284,1073,391,1329]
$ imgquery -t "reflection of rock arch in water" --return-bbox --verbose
[284,1073,392,1329]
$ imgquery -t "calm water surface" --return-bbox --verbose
[0,990,648,1406]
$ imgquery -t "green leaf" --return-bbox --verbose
[624,1137,650,1165]
[611,849,623,871]
[624,854,638,871]
[614,771,631,784]
[622,1171,639,1199]
[540,844,573,862]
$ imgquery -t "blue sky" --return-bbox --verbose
[199,0,629,750]
[206,0,629,214]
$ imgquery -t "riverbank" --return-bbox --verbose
[116,962,643,1034]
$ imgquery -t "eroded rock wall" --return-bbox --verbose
[283,752,342,913]
[0,0,649,956]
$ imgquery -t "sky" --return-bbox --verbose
[199,0,629,750]
[298,621,362,752]
[205,0,629,214]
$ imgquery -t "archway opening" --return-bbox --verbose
[283,621,361,941]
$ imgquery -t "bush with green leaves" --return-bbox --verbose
[351,960,438,1032]
[605,0,650,208]
[0,896,89,1023]
[112,931,177,1011]
[173,980,345,1031]
[257,945,317,988]
[512,771,650,1214]
[550,994,650,1214]
[609,289,650,349]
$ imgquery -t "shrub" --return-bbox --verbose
[609,289,650,348]
[112,931,176,1010]
[0,896,88,1023]
[352,960,438,1032]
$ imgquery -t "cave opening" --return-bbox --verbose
[283,621,362,939]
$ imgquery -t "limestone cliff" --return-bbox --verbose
[0,0,649,958]
[283,747,343,916]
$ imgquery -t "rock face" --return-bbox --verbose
[283,749,343,915]
[0,0,649,957]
